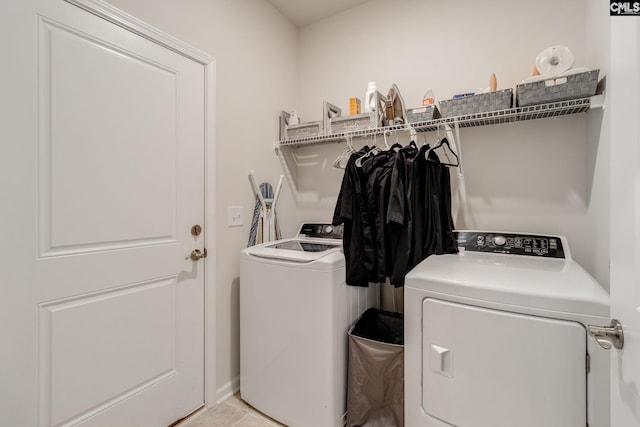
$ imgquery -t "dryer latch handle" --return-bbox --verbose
[588,319,624,350]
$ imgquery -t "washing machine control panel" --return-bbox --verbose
[299,223,344,240]
[455,231,565,258]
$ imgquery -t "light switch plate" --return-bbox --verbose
[228,206,243,227]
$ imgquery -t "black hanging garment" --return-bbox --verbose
[387,142,418,287]
[333,146,376,286]
[362,145,401,283]
[421,147,458,261]
[333,140,457,287]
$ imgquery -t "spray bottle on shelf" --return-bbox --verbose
[422,88,435,106]
[364,81,377,113]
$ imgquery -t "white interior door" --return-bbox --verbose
[609,17,640,427]
[1,1,208,426]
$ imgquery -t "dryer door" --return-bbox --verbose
[422,299,586,427]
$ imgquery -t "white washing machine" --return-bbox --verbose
[240,223,378,427]
[404,231,611,427]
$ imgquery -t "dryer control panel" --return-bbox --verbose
[455,231,565,258]
[298,223,344,240]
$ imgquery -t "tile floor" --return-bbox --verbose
[186,393,286,427]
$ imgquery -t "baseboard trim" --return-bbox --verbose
[215,375,240,405]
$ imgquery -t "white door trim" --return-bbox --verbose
[63,0,218,410]
[609,16,640,427]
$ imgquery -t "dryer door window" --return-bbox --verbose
[422,298,586,427]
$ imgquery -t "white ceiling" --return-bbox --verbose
[267,0,371,27]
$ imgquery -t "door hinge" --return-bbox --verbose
[586,353,590,374]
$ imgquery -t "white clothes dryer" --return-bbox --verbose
[404,231,610,427]
[240,223,378,427]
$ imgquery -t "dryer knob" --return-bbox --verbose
[493,236,507,246]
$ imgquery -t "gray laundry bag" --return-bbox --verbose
[346,308,404,427]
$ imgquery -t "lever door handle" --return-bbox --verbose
[588,319,624,350]
[187,248,207,261]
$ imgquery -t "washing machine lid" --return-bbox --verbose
[405,231,609,317]
[244,223,344,264]
[245,237,343,263]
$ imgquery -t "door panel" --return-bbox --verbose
[0,1,207,426]
[39,17,178,254]
[40,278,176,426]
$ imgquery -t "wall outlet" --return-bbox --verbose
[228,206,244,227]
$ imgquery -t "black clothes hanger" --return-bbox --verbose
[388,142,403,152]
[426,137,459,167]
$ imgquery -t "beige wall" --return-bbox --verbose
[105,0,299,400]
[291,0,610,286]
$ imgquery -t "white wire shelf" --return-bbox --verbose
[276,96,597,149]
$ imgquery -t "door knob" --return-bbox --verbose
[187,248,207,261]
[588,319,624,350]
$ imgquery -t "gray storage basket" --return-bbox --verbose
[280,111,323,140]
[406,105,441,124]
[327,90,387,134]
[439,89,513,118]
[516,69,599,107]
[328,112,377,134]
[284,121,322,139]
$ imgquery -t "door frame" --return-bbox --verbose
[609,15,640,427]
[65,0,218,410]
